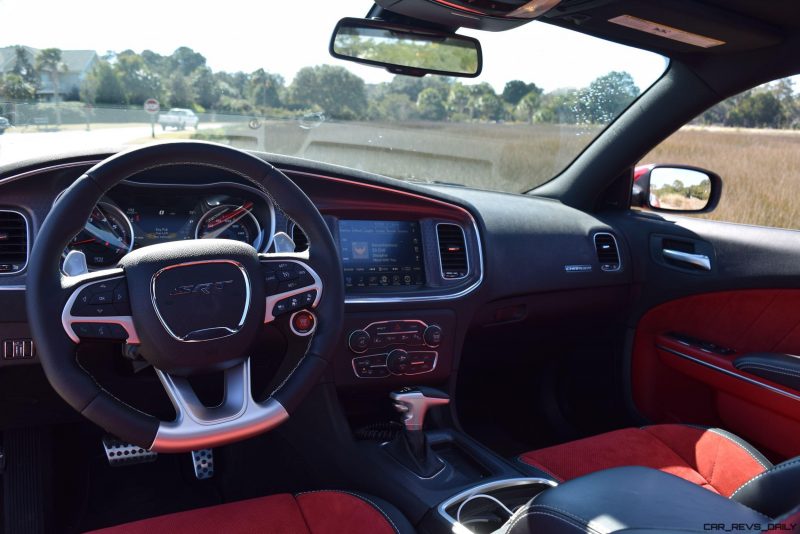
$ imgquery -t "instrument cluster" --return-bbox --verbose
[65,182,276,270]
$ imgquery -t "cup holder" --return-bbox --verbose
[438,478,557,534]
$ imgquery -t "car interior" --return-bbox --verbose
[1,0,800,533]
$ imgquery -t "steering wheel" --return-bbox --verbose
[26,142,344,452]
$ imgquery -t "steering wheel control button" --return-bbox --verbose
[72,322,129,340]
[424,325,443,347]
[290,310,316,336]
[89,291,113,305]
[348,330,371,353]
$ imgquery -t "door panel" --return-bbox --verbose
[632,290,800,459]
[610,212,800,461]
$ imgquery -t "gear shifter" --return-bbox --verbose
[386,386,450,477]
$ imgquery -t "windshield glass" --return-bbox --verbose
[0,0,667,192]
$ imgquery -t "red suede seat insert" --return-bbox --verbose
[518,424,766,497]
[86,491,396,534]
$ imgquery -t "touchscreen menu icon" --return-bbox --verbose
[351,242,369,259]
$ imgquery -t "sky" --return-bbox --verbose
[0,0,670,92]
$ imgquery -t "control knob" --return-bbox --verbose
[423,325,442,348]
[348,330,370,353]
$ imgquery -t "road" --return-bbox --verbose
[0,123,224,167]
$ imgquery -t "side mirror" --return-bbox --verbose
[330,17,482,78]
[633,164,722,213]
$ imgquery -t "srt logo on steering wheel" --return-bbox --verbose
[169,280,234,296]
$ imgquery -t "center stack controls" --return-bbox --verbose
[348,320,443,378]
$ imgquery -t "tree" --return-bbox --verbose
[85,61,126,105]
[473,92,505,121]
[515,91,541,123]
[726,91,784,128]
[11,46,38,87]
[35,48,67,99]
[503,80,541,105]
[115,51,162,105]
[447,83,471,119]
[169,47,206,76]
[417,88,447,121]
[577,71,640,123]
[193,67,221,110]
[368,93,418,121]
[289,65,367,119]
[0,73,36,100]
[168,74,195,108]
[249,69,283,109]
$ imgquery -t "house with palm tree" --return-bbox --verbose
[0,45,99,100]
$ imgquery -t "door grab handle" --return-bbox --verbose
[662,249,711,271]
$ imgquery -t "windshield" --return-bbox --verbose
[0,1,666,193]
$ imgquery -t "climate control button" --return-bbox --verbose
[424,325,443,347]
[387,349,411,374]
[348,330,371,353]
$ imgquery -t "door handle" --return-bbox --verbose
[662,249,711,271]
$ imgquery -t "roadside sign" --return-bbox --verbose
[144,99,160,115]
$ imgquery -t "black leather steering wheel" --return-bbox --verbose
[26,141,344,452]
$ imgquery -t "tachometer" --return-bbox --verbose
[195,202,263,249]
[67,202,134,269]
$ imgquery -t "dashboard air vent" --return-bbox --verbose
[594,232,620,272]
[0,211,29,274]
[437,223,468,279]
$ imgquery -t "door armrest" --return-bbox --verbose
[733,352,800,392]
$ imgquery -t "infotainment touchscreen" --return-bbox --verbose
[339,220,425,290]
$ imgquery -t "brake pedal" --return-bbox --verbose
[102,435,157,467]
[191,449,214,480]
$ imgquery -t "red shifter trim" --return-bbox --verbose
[631,290,800,459]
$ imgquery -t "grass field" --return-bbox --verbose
[204,120,800,230]
[641,127,800,230]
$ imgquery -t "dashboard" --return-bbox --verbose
[0,152,629,391]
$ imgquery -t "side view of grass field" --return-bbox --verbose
[641,127,800,230]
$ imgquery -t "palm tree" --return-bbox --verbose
[35,48,67,125]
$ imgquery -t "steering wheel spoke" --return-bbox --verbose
[258,254,323,324]
[152,358,288,452]
[61,268,140,344]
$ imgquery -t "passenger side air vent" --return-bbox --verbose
[594,232,620,272]
[437,223,468,279]
[0,211,29,274]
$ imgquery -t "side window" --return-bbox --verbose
[638,76,800,230]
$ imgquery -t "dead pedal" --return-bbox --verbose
[191,449,214,479]
[102,435,157,466]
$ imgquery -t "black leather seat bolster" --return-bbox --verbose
[729,456,800,518]
[733,352,800,391]
[505,466,770,534]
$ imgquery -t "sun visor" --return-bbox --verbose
[541,0,782,55]
[374,0,563,31]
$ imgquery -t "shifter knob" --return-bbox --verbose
[390,386,450,431]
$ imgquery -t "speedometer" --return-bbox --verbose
[66,202,134,269]
[195,202,263,249]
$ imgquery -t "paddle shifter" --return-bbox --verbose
[386,386,450,477]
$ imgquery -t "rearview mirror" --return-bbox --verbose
[632,164,722,213]
[330,17,482,78]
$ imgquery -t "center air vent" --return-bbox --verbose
[594,232,620,272]
[437,223,468,280]
[0,211,29,274]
